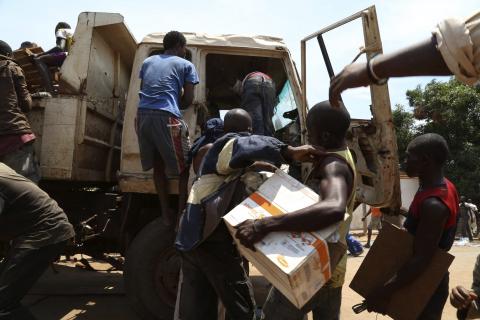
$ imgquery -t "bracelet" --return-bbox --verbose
[367,55,388,85]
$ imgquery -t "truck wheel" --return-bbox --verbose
[124,217,180,319]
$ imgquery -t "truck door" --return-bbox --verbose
[300,5,401,210]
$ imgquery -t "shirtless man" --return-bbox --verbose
[236,101,355,320]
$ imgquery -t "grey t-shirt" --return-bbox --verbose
[0,163,75,248]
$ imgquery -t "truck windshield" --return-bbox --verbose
[273,80,297,131]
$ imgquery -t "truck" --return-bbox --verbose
[13,6,401,319]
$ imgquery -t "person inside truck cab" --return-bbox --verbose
[235,101,356,320]
[233,71,278,136]
[33,22,73,94]
[136,31,199,228]
[0,40,40,183]
[329,11,480,107]
[175,108,324,320]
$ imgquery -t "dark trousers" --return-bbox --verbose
[418,273,449,320]
[0,241,66,319]
[178,224,255,320]
[242,78,277,136]
[261,284,342,320]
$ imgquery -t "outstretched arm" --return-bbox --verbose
[329,37,450,107]
[235,157,352,250]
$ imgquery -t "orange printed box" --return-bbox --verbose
[224,170,339,308]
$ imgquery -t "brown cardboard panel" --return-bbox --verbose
[350,223,454,320]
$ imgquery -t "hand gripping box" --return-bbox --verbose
[224,170,340,308]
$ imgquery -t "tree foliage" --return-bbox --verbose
[398,78,480,201]
[392,104,415,163]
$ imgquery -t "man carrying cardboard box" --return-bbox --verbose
[235,101,355,320]
[175,108,323,320]
[364,133,459,319]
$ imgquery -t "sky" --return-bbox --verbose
[1,0,478,119]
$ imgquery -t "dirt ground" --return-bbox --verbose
[25,235,479,320]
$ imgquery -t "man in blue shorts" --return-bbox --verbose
[136,31,199,228]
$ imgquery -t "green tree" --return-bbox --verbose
[406,78,480,201]
[392,104,415,163]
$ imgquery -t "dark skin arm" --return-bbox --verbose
[366,197,449,314]
[235,157,352,250]
[329,37,451,107]
[180,82,195,109]
[193,143,213,174]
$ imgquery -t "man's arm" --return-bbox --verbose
[180,82,194,109]
[216,135,324,176]
[329,37,451,107]
[12,65,32,112]
[193,143,213,174]
[366,197,449,314]
[450,255,480,314]
[235,158,352,250]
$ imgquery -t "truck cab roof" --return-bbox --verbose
[140,33,287,51]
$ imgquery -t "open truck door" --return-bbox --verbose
[300,5,401,210]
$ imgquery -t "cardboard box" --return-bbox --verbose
[350,223,454,320]
[224,170,341,308]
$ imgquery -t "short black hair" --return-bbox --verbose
[163,31,186,50]
[55,22,71,32]
[224,108,252,133]
[20,41,36,49]
[407,133,449,165]
[0,40,12,56]
[307,101,351,138]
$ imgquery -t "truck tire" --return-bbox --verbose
[124,217,181,319]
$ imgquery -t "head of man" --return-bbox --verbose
[20,41,37,49]
[0,40,12,57]
[224,108,252,133]
[306,100,351,149]
[460,196,466,203]
[55,22,71,33]
[405,133,449,178]
[163,31,187,58]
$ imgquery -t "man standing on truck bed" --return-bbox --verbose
[0,40,40,183]
[0,162,75,319]
[136,31,199,227]
[235,101,356,320]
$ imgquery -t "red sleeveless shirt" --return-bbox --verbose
[404,178,459,250]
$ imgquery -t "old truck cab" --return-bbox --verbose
[120,6,401,319]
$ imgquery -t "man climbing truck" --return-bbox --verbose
[10,7,401,320]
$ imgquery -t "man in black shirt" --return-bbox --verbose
[0,163,75,319]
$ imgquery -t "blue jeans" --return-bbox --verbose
[242,77,277,136]
[0,241,66,319]
[261,285,342,320]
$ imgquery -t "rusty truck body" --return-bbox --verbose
[14,6,400,319]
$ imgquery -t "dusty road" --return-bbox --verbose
[25,237,479,320]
